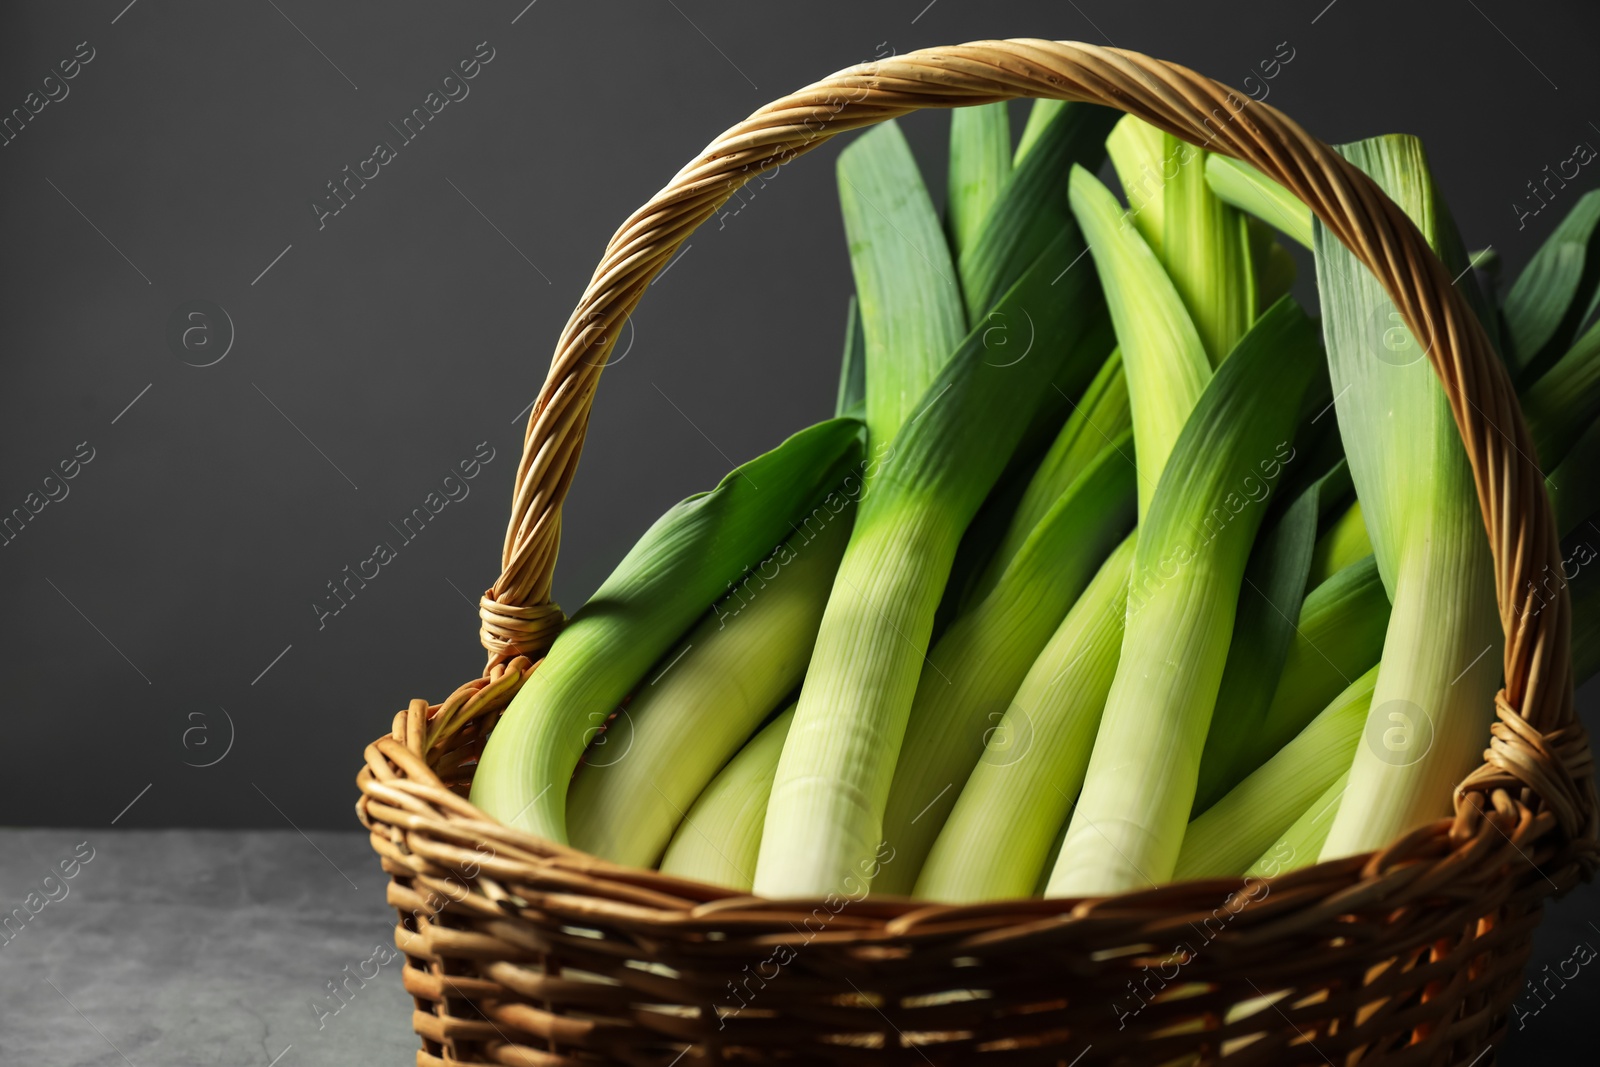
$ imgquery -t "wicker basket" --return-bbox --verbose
[357,39,1598,1065]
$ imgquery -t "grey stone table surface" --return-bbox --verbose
[0,827,1592,1065]
[0,829,415,1067]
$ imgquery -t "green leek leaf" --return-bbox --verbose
[1503,189,1600,380]
[1105,115,1168,257]
[1203,155,1313,250]
[961,103,1119,321]
[1524,318,1600,466]
[1070,164,1212,519]
[1161,134,1254,365]
[970,347,1131,605]
[838,121,966,451]
[1307,499,1372,589]
[835,295,866,420]
[1014,99,1068,165]
[947,102,1012,259]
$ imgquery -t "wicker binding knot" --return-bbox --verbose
[360,39,1598,1066]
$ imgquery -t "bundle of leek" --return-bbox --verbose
[466,103,1600,910]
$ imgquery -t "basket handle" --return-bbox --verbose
[478,39,1589,842]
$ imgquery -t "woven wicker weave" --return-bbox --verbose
[357,39,1598,1065]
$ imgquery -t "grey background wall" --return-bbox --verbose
[2,1,1596,827]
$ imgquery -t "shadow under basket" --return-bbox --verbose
[358,38,1598,1066]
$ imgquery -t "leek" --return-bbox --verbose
[1247,772,1347,877]
[959,101,1119,464]
[1523,318,1600,466]
[658,706,794,891]
[1236,451,1600,878]
[1052,297,1322,895]
[1160,132,1254,365]
[755,227,1102,897]
[1203,155,1313,250]
[1191,464,1341,816]
[1502,189,1600,380]
[873,433,1136,894]
[969,347,1131,604]
[960,103,1118,321]
[1177,667,1378,879]
[1249,216,1299,310]
[1069,165,1211,519]
[1102,116,1255,366]
[1317,136,1503,861]
[914,535,1136,901]
[835,295,866,421]
[1104,115,1167,255]
[471,419,862,840]
[1197,553,1390,808]
[1307,499,1372,588]
[567,509,852,867]
[1013,99,1068,165]
[837,121,965,451]
[1259,493,1600,879]
[947,102,1012,259]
